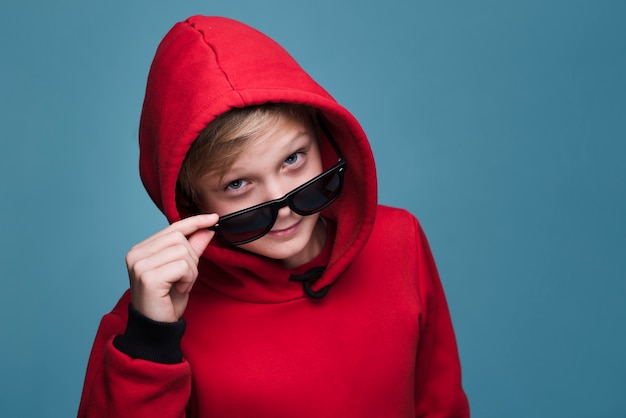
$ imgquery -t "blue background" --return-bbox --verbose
[1,1,625,416]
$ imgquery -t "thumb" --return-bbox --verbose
[187,229,215,257]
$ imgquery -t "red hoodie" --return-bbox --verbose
[78,15,469,417]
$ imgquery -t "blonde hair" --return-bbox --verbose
[177,103,318,211]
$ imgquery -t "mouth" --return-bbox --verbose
[267,220,301,238]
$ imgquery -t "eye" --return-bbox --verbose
[284,152,302,166]
[225,179,247,191]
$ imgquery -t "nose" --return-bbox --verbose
[263,179,293,218]
[276,204,292,219]
[264,177,288,201]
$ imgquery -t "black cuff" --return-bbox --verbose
[113,304,186,364]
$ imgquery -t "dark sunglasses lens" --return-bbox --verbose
[216,166,343,245]
[293,169,342,213]
[218,206,274,244]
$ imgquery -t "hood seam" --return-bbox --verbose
[187,19,245,105]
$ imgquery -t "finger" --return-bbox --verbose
[132,260,197,290]
[169,287,191,320]
[187,229,216,257]
[127,230,195,271]
[130,257,199,322]
[150,214,219,242]
[129,213,218,254]
[129,243,199,282]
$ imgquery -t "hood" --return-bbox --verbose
[138,16,377,301]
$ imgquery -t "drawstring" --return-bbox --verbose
[289,266,330,299]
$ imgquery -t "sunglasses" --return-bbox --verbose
[207,123,347,246]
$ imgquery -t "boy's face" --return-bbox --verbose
[195,114,325,268]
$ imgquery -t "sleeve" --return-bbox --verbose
[77,291,193,418]
[413,219,470,417]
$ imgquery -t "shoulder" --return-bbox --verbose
[374,204,423,234]
[369,205,437,258]
[364,204,426,252]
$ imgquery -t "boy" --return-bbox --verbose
[78,15,469,417]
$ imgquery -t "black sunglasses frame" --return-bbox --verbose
[207,121,347,246]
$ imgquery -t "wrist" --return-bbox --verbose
[113,303,186,364]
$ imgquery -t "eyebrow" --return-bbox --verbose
[224,129,314,176]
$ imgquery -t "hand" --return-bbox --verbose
[125,214,219,322]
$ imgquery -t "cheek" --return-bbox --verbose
[207,194,274,217]
[196,193,231,216]
[195,193,213,213]
[310,147,323,172]
[206,203,240,217]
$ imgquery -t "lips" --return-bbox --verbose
[268,220,301,237]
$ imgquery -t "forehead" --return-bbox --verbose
[231,115,315,166]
